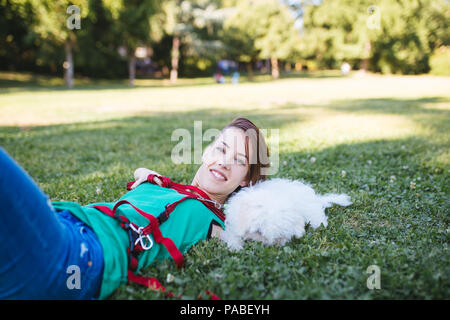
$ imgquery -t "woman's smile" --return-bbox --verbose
[209,168,227,181]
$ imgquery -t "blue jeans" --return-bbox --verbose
[0,147,104,299]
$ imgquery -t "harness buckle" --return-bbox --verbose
[130,224,154,250]
[197,196,224,210]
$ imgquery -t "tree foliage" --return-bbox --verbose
[223,0,300,78]
[300,0,450,74]
[0,0,448,80]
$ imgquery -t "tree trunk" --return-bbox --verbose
[271,57,279,79]
[246,61,254,80]
[170,34,180,83]
[64,40,74,88]
[360,41,372,72]
[129,54,136,86]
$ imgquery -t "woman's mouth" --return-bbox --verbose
[210,169,227,182]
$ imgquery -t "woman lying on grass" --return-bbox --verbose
[0,117,269,299]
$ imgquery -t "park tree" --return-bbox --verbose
[300,0,450,74]
[300,0,375,70]
[186,1,234,74]
[104,0,162,86]
[222,2,258,78]
[370,0,449,74]
[253,0,300,79]
[74,0,127,79]
[0,0,38,73]
[28,0,88,88]
[161,0,189,83]
[162,0,230,82]
[223,0,300,79]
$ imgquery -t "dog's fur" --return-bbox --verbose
[220,178,352,251]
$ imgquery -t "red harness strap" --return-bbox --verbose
[93,174,225,299]
[126,174,226,222]
[116,199,185,268]
[126,271,175,297]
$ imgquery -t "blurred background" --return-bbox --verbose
[1,0,449,87]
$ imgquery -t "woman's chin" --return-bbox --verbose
[202,181,231,196]
[204,182,225,193]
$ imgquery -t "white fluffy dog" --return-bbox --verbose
[220,178,352,251]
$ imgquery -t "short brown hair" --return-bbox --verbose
[223,117,270,190]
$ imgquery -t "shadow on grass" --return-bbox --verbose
[321,97,449,115]
[0,102,447,200]
[280,96,449,114]
[0,77,217,93]
[0,70,346,94]
[1,94,448,185]
[279,96,450,135]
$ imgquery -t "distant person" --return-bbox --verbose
[214,72,225,84]
[341,62,351,75]
[231,71,240,84]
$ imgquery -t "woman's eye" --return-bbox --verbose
[216,147,225,154]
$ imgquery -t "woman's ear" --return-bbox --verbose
[239,179,249,187]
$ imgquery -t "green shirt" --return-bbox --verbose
[52,182,225,300]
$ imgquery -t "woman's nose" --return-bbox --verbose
[216,155,231,170]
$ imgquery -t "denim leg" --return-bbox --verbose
[53,209,104,300]
[0,147,103,299]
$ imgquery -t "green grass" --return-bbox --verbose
[0,71,448,299]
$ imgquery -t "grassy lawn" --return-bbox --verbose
[0,71,448,299]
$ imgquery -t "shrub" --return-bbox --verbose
[429,46,450,76]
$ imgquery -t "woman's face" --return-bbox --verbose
[193,127,251,201]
